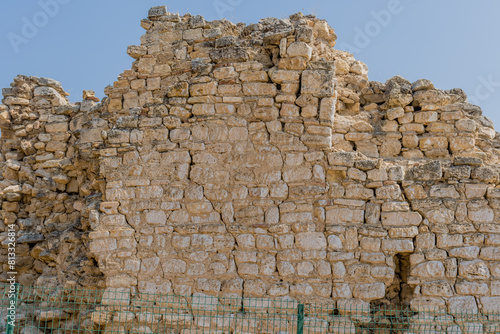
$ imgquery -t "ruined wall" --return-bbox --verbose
[0,77,104,288]
[2,5,500,316]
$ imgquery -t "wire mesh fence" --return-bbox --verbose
[1,283,499,334]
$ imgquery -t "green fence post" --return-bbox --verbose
[6,283,19,334]
[297,303,304,334]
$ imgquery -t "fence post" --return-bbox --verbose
[6,283,19,334]
[297,303,304,334]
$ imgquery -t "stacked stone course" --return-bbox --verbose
[1,4,500,333]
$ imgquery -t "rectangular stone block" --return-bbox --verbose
[389,226,418,238]
[301,70,335,97]
[45,122,68,133]
[192,103,215,115]
[326,208,364,225]
[242,83,277,96]
[190,82,217,96]
[381,212,422,226]
[89,238,117,253]
[295,232,327,251]
[381,239,414,253]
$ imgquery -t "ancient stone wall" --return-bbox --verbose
[2,5,500,316]
[0,76,104,289]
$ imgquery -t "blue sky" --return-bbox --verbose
[0,0,499,130]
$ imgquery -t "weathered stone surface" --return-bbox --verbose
[2,8,500,324]
[381,212,422,226]
[301,70,335,97]
[447,296,478,314]
[381,239,414,253]
[459,260,490,279]
[411,261,445,278]
[352,283,385,301]
[295,233,327,250]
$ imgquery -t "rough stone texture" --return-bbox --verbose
[1,7,500,332]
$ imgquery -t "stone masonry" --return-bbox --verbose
[2,4,500,319]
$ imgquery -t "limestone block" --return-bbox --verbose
[191,234,214,248]
[436,234,463,248]
[240,70,268,82]
[410,297,446,312]
[183,28,203,41]
[301,70,335,97]
[352,283,385,301]
[411,161,443,181]
[90,309,111,325]
[296,261,314,276]
[465,184,488,199]
[327,235,343,250]
[89,238,117,253]
[331,261,346,279]
[380,138,402,157]
[468,206,494,223]
[45,122,68,133]
[277,261,295,276]
[144,210,166,226]
[102,287,130,306]
[326,208,364,225]
[389,226,418,238]
[371,266,394,280]
[479,297,500,314]
[381,239,414,253]
[254,106,279,121]
[482,245,500,260]
[414,111,438,124]
[283,166,312,182]
[360,253,385,264]
[411,261,445,278]
[447,296,478,314]
[213,66,238,80]
[295,232,327,251]
[287,42,312,60]
[270,69,300,83]
[148,5,167,17]
[381,212,422,226]
[430,184,460,198]
[449,246,479,260]
[300,133,332,149]
[472,167,498,183]
[290,283,314,297]
[459,260,490,279]
[426,209,455,224]
[236,234,255,250]
[190,82,217,96]
[242,83,277,96]
[420,280,453,297]
[386,107,404,120]
[376,184,402,200]
[359,237,381,252]
[455,281,488,296]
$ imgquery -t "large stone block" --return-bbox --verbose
[410,261,445,278]
[326,208,364,225]
[352,283,385,301]
[381,239,414,253]
[459,260,490,279]
[381,212,422,226]
[89,238,117,254]
[447,296,478,314]
[242,83,277,96]
[295,232,327,251]
[301,70,335,97]
[144,210,167,226]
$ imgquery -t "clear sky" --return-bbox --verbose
[1,0,499,130]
